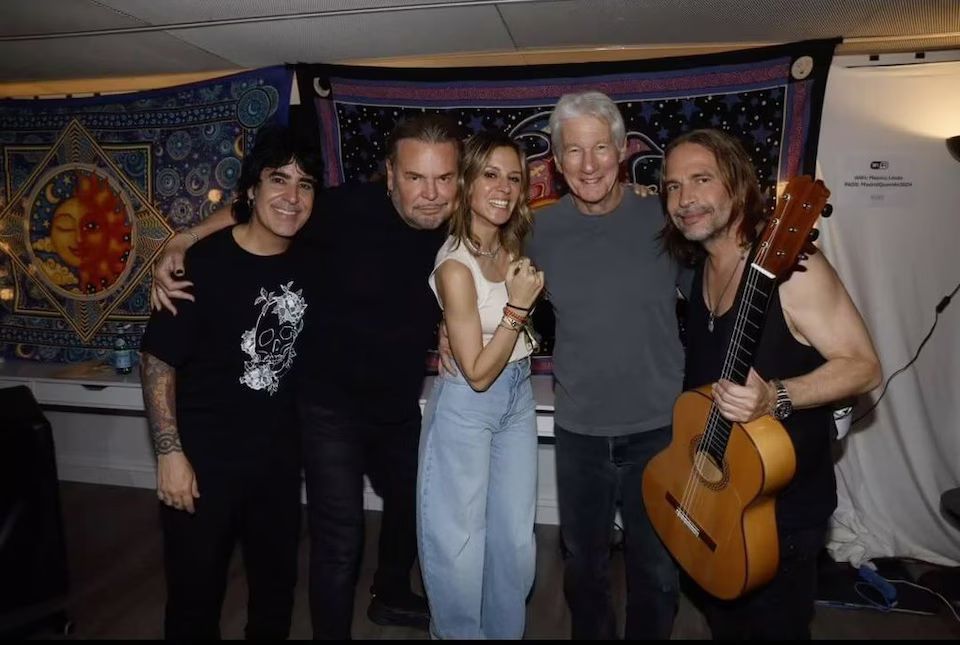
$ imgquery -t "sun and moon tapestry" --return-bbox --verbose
[0,66,293,362]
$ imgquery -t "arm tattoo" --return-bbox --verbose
[140,352,182,456]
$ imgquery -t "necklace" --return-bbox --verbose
[467,238,501,259]
[706,254,745,333]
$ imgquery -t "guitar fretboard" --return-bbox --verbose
[700,262,777,465]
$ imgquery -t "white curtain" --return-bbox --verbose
[815,58,960,567]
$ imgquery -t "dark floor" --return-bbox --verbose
[7,482,960,639]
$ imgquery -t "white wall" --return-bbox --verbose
[817,55,960,566]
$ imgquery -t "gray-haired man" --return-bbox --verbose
[525,91,685,639]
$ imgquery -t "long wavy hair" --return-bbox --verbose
[448,131,532,259]
[659,129,767,266]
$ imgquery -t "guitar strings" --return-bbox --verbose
[679,247,769,520]
[679,265,748,512]
[681,265,761,518]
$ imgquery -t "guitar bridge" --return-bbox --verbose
[675,507,699,535]
[665,491,717,551]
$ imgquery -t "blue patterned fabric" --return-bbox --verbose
[0,66,293,362]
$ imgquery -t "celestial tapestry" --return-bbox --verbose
[301,40,837,369]
[306,40,835,196]
[0,66,293,362]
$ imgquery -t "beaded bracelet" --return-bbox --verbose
[502,306,528,325]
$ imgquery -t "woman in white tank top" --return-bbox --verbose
[417,131,543,639]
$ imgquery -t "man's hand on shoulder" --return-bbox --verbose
[151,232,195,315]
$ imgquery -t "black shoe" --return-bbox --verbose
[366,591,430,631]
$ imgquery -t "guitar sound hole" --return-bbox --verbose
[693,451,724,484]
[689,435,731,491]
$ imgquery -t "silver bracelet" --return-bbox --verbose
[499,316,521,332]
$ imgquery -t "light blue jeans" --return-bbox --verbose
[417,358,538,639]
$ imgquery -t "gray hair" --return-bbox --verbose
[549,91,626,160]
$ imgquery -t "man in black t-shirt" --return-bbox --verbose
[140,127,321,639]
[150,115,463,638]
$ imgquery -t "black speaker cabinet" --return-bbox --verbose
[0,385,71,637]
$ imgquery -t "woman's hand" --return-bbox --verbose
[504,256,544,310]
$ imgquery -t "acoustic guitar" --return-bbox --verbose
[641,175,832,600]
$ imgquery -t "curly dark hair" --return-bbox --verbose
[233,125,324,223]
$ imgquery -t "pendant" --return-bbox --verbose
[708,313,715,333]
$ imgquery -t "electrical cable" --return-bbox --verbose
[852,280,960,426]
[818,570,960,623]
[888,578,960,623]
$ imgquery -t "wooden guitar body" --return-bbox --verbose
[642,386,796,600]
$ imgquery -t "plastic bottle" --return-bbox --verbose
[113,330,133,375]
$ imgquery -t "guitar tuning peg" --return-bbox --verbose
[808,229,820,242]
[799,253,809,261]
[821,204,833,218]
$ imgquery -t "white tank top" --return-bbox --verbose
[428,236,532,363]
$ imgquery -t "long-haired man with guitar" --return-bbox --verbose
[657,129,881,639]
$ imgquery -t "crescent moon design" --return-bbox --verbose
[313,77,331,97]
[45,181,60,205]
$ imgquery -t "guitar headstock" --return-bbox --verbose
[754,176,831,278]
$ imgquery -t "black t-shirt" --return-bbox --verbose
[684,263,835,531]
[294,182,446,423]
[140,227,310,468]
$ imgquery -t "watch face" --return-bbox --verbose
[774,400,792,420]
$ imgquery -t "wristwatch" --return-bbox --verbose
[771,378,793,421]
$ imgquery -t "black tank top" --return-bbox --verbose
[684,262,836,530]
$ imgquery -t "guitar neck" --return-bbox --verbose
[701,263,778,464]
[718,262,777,386]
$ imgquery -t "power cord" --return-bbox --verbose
[819,567,960,623]
[853,280,960,426]
[887,578,960,623]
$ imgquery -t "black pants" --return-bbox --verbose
[690,522,827,640]
[555,425,679,640]
[161,455,302,640]
[299,402,420,640]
